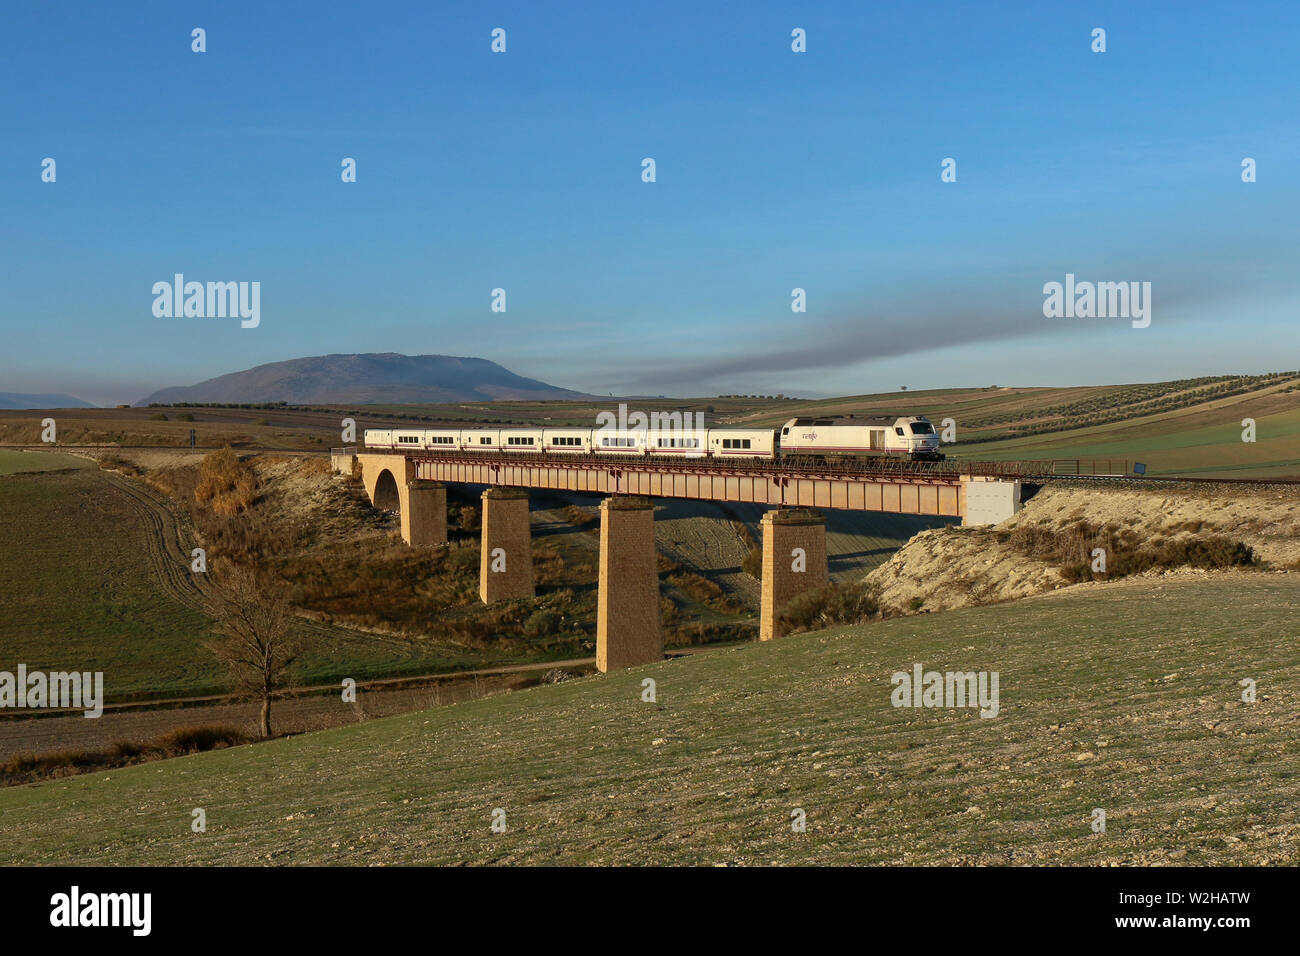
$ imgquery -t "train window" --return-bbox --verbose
[895,428,905,436]
[741,439,751,449]
[909,422,934,434]
[781,427,789,436]
[479,437,491,444]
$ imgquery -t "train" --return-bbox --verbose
[363,414,943,461]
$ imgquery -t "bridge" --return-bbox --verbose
[338,448,1025,672]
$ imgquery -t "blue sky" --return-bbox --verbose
[2,1,1297,405]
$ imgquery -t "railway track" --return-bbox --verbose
[1034,473,1300,488]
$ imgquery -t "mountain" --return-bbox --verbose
[136,353,587,406]
[0,392,96,410]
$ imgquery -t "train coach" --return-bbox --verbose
[363,416,940,461]
[363,425,780,459]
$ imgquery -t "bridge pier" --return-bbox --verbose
[402,480,447,546]
[479,488,534,603]
[759,509,829,641]
[597,497,663,672]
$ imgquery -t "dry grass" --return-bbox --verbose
[194,447,258,517]
[1001,520,1257,584]
[2,724,251,786]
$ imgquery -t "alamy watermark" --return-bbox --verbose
[595,403,708,457]
[152,274,260,328]
[0,665,103,717]
[1043,273,1150,329]
[50,886,150,936]
[890,663,999,718]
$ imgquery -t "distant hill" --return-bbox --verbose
[136,353,588,406]
[0,392,95,410]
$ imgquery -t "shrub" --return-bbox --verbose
[524,609,562,637]
[777,583,881,635]
[194,447,257,516]
[156,725,249,753]
[666,571,746,614]
[561,505,597,527]
[98,454,143,477]
[458,504,481,533]
[1003,519,1256,581]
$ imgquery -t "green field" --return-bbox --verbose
[2,574,1294,865]
[0,470,223,698]
[0,449,94,475]
[0,470,571,702]
[963,403,1300,478]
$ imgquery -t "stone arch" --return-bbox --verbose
[373,469,401,512]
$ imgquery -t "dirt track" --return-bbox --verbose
[99,467,419,655]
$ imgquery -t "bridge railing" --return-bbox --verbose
[361,446,1130,481]
[1044,459,1130,477]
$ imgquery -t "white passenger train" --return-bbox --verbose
[364,414,942,461]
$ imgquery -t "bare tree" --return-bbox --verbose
[207,567,302,738]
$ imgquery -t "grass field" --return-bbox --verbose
[1,573,1294,865]
[0,449,94,474]
[964,398,1300,478]
[0,470,223,699]
[0,469,574,702]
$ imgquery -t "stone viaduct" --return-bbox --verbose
[342,449,1021,672]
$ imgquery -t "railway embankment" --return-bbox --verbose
[866,483,1300,615]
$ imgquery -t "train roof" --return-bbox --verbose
[787,415,902,426]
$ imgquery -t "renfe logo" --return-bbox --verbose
[50,886,152,936]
